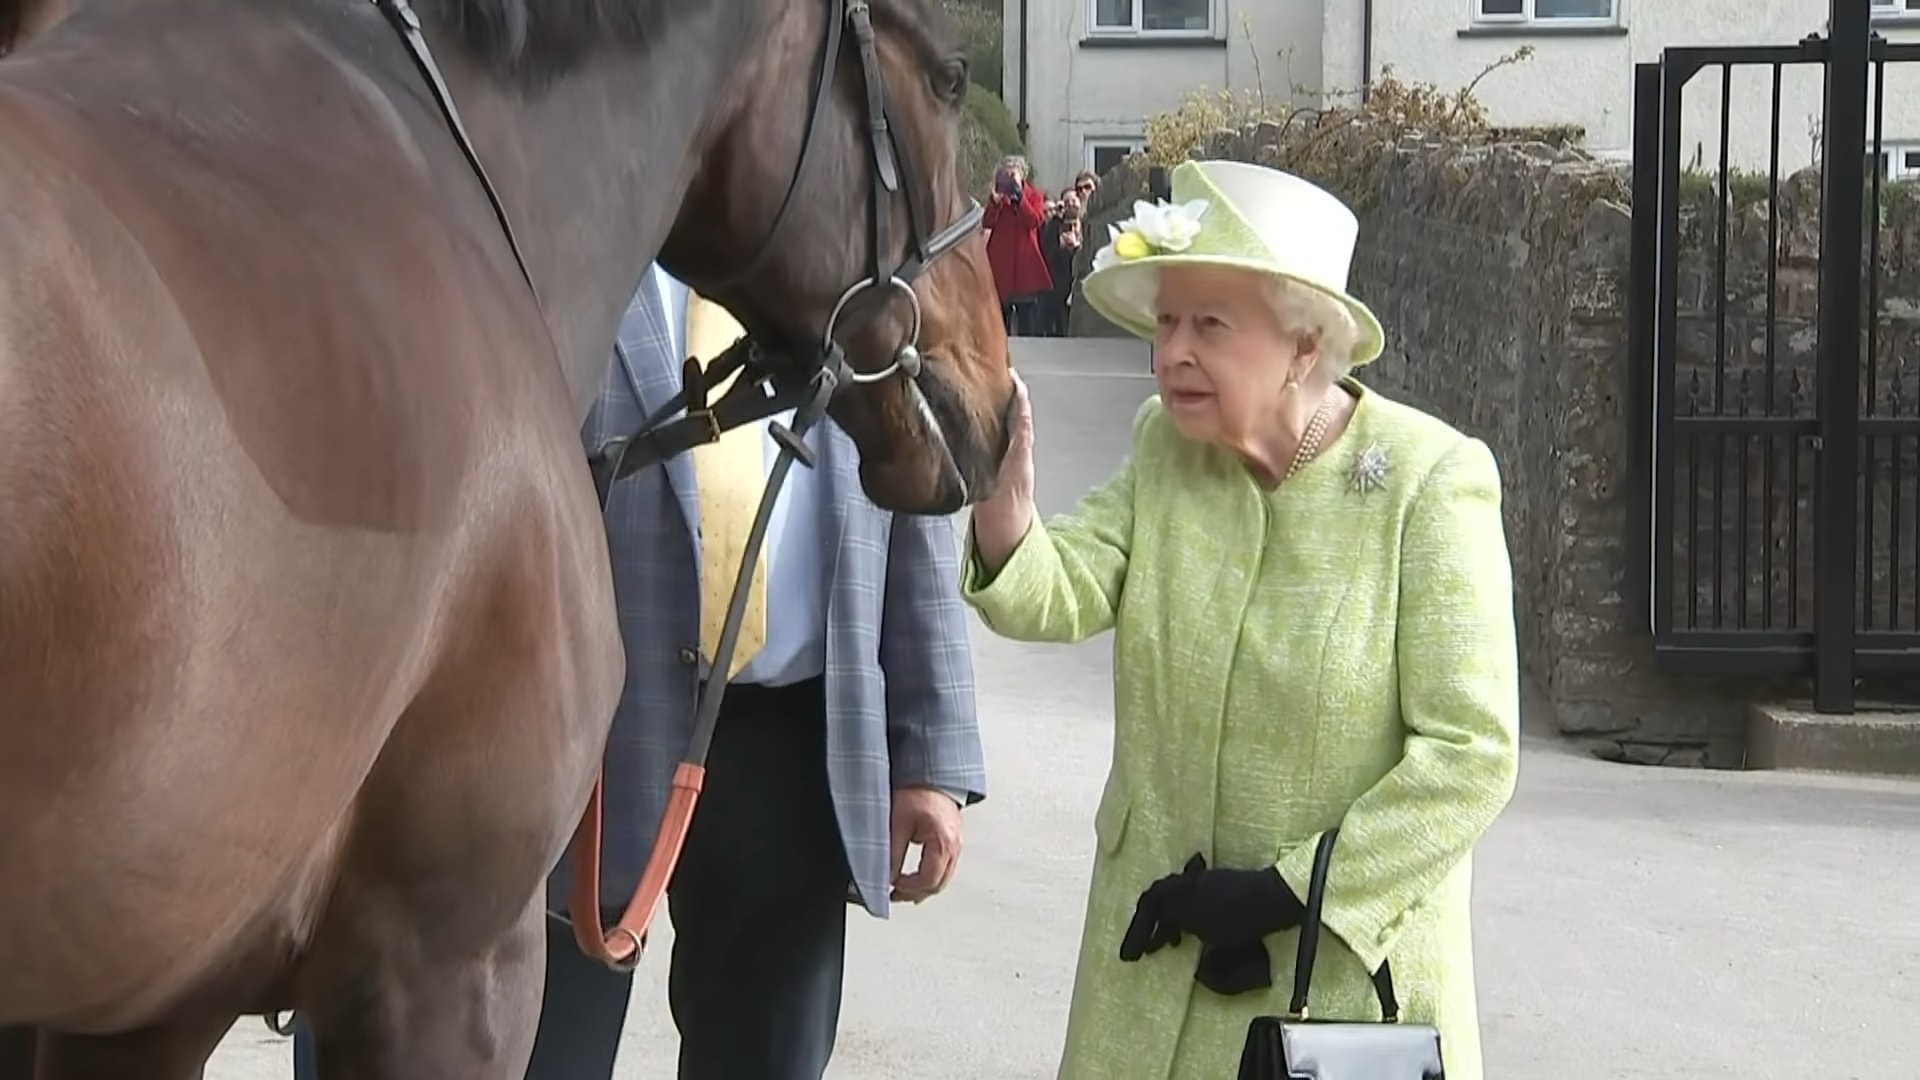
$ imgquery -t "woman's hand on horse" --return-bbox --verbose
[969,369,1034,574]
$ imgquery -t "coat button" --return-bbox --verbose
[678,647,700,666]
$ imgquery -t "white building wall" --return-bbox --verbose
[1322,0,1920,175]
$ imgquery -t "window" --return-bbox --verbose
[1091,0,1213,36]
[1086,138,1145,177]
[1872,0,1920,16]
[1473,0,1615,24]
[1871,143,1920,182]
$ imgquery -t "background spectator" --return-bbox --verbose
[984,154,1053,337]
[1039,189,1084,337]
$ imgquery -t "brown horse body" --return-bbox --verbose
[0,0,1009,1075]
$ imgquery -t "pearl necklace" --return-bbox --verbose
[1283,392,1338,483]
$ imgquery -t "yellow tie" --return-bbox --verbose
[684,292,767,682]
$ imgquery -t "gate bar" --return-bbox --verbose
[1626,61,1660,631]
[1813,0,1870,713]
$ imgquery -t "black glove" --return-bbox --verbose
[1162,852,1305,946]
[1118,870,1187,961]
[1118,853,1305,964]
[1195,939,1273,996]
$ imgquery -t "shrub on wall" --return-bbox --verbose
[961,82,1023,198]
[942,0,1019,197]
[1141,38,1542,212]
[939,0,1004,97]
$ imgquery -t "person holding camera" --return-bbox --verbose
[983,154,1053,338]
[1039,189,1085,337]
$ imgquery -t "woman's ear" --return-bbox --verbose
[1294,329,1326,379]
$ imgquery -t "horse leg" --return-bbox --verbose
[301,896,547,1080]
[0,1025,37,1078]
[30,1014,233,1080]
[289,483,617,1079]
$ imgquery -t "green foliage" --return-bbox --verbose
[1489,124,1586,148]
[1145,39,1538,166]
[960,82,1023,196]
[1675,168,1776,214]
[940,0,1004,95]
[935,0,1021,197]
[1138,13,1543,209]
[1676,166,1920,229]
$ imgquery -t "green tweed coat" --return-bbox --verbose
[960,380,1521,1080]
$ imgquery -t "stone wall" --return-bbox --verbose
[1070,122,1920,767]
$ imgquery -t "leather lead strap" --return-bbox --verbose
[567,367,840,969]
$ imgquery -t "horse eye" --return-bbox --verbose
[934,58,968,102]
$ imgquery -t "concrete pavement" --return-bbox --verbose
[208,336,1920,1079]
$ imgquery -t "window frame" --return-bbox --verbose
[1871,0,1920,17]
[1087,0,1216,38]
[1469,0,1618,28]
[1085,137,1147,178]
[1871,141,1920,182]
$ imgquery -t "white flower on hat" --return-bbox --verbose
[1129,197,1210,252]
[1089,197,1211,275]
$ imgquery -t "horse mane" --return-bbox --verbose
[433,0,960,85]
[433,0,669,83]
[1,0,30,55]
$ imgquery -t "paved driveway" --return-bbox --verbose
[209,336,1920,1079]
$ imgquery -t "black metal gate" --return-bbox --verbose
[1628,1,1920,713]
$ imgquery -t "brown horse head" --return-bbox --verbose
[323,0,1017,516]
[659,0,1016,515]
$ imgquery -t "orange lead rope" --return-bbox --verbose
[566,763,705,970]
[571,340,840,972]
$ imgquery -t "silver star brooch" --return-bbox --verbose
[1348,442,1390,496]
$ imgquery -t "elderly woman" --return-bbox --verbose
[962,160,1520,1079]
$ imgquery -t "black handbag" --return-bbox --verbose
[1236,827,1445,1079]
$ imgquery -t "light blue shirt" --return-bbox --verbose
[653,267,828,689]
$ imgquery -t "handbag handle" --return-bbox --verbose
[1286,826,1402,1024]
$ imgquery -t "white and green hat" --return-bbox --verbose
[1080,159,1385,366]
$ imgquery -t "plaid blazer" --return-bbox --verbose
[549,278,987,921]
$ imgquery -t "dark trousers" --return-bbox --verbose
[1001,295,1046,337]
[1041,291,1071,337]
[288,676,854,1080]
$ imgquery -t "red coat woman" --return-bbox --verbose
[983,156,1054,334]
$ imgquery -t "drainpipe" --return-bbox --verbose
[1359,0,1375,103]
[1016,0,1031,147]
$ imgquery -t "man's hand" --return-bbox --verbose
[889,785,964,904]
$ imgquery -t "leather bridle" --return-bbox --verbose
[356,0,984,980]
